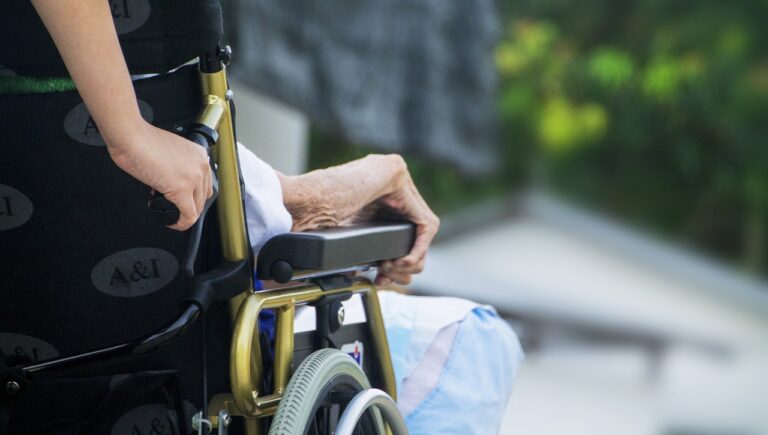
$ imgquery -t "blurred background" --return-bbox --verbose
[225,1,768,434]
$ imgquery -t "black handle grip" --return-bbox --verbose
[147,130,219,277]
[148,194,181,226]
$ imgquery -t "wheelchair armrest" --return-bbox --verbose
[256,223,415,283]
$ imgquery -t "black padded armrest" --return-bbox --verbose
[256,223,415,283]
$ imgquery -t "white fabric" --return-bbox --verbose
[237,143,293,253]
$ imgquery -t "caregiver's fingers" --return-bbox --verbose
[205,165,214,199]
[192,186,206,219]
[168,193,199,231]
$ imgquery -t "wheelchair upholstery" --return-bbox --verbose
[0,64,234,434]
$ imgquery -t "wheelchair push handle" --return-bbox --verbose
[148,128,219,277]
[147,130,218,225]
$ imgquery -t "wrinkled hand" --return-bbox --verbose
[371,158,440,287]
[107,121,213,231]
[280,154,440,286]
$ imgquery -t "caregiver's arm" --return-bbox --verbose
[31,0,212,231]
[278,154,440,286]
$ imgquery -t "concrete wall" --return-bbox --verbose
[230,81,309,176]
[413,193,768,435]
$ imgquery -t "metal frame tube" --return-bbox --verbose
[228,280,398,419]
[335,389,409,435]
[199,68,250,264]
[22,304,200,379]
[273,304,295,393]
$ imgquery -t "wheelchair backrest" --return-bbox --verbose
[0,65,233,434]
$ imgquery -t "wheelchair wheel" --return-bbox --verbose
[269,349,385,435]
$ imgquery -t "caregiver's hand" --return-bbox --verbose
[107,120,213,231]
[31,0,212,231]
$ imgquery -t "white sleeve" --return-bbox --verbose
[237,142,293,254]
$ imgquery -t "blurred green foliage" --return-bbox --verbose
[497,0,768,273]
[310,0,768,273]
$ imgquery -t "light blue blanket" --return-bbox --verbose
[380,292,524,435]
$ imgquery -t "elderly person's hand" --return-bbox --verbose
[278,154,440,286]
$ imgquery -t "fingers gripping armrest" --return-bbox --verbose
[256,223,415,283]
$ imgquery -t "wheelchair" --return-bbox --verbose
[0,44,410,435]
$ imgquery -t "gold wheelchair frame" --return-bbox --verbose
[174,50,398,434]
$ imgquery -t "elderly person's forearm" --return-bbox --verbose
[277,154,439,286]
[277,154,407,231]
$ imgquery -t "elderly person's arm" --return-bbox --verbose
[277,155,440,286]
